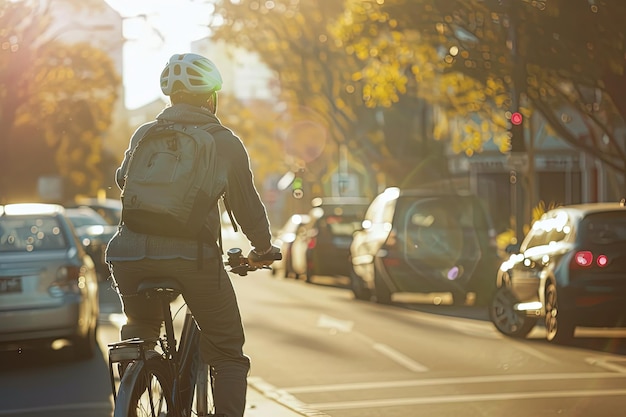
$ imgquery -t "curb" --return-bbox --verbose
[247,377,329,417]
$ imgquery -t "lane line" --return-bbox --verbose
[248,377,330,417]
[315,314,429,372]
[586,357,626,373]
[308,389,626,410]
[372,343,429,372]
[284,372,626,393]
[316,314,354,333]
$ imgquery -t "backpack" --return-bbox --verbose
[120,121,227,243]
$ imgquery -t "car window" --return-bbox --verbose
[401,197,468,268]
[0,216,68,252]
[581,212,626,244]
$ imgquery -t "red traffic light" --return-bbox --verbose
[511,112,523,126]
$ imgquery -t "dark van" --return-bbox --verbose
[350,187,501,306]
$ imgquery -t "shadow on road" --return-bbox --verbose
[395,298,626,356]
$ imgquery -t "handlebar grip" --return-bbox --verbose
[258,252,282,262]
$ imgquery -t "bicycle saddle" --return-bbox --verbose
[137,278,183,300]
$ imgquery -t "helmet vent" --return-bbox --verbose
[160,53,223,95]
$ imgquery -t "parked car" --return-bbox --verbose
[291,197,370,282]
[350,187,500,306]
[65,206,117,281]
[272,213,311,279]
[489,202,626,344]
[0,203,100,359]
[75,197,121,226]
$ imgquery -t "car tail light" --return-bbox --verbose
[596,254,609,267]
[49,265,85,296]
[570,251,609,269]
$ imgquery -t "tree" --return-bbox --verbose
[208,0,448,192]
[333,0,626,178]
[0,0,119,202]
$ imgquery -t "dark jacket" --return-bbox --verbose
[106,103,272,262]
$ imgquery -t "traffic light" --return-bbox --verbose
[508,111,525,152]
[511,111,523,126]
[292,177,303,199]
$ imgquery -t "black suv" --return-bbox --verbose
[350,187,501,306]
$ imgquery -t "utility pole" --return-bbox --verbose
[503,0,528,243]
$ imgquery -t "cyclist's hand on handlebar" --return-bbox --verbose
[247,244,281,268]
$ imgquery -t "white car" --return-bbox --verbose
[0,203,100,359]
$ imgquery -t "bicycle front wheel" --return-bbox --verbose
[114,354,174,417]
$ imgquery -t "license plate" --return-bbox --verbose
[0,277,22,294]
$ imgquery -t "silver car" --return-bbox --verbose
[0,203,100,359]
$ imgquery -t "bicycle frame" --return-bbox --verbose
[108,290,212,417]
[107,248,280,416]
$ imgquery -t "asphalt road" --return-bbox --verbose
[1,267,626,417]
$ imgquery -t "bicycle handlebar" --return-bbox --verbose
[224,247,282,276]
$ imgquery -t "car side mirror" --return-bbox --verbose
[505,243,521,254]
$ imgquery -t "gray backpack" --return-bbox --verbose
[120,121,227,243]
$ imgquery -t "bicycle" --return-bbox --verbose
[107,247,281,417]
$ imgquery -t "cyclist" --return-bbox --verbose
[106,52,280,417]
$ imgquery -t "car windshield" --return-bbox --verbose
[0,216,67,252]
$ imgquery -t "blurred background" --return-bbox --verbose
[1,0,625,247]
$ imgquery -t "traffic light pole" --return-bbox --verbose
[504,0,528,243]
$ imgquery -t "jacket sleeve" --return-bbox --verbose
[222,133,273,251]
[115,122,155,190]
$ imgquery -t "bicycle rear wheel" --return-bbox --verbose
[114,354,173,417]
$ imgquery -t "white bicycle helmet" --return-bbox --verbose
[160,53,223,95]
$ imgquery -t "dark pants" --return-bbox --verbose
[109,257,250,417]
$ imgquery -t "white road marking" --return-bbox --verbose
[586,357,626,373]
[284,371,626,393]
[316,314,429,372]
[372,343,429,372]
[248,377,330,417]
[316,314,354,333]
[307,389,626,410]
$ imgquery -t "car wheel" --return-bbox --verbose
[374,270,392,304]
[489,286,537,338]
[544,282,575,344]
[74,321,98,360]
[350,269,372,301]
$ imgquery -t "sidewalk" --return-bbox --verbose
[246,377,320,417]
